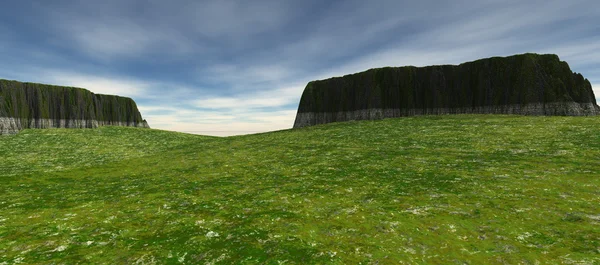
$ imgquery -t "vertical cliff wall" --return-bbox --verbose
[294,53,599,128]
[0,79,149,135]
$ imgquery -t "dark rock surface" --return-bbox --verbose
[0,79,149,135]
[294,53,599,128]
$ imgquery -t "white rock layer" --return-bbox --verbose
[293,102,600,128]
[0,117,149,135]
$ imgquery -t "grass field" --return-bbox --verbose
[1,115,599,264]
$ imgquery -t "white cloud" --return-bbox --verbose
[200,63,294,87]
[180,0,600,136]
[194,96,286,110]
[69,22,158,58]
[5,0,600,138]
[540,39,600,68]
[0,64,301,136]
[592,84,600,101]
[0,69,143,98]
[137,78,305,136]
[140,106,236,124]
[422,1,583,46]
[289,1,600,82]
[141,104,296,137]
[307,42,516,84]
[59,20,197,60]
[138,80,303,136]
[38,71,150,98]
[37,2,201,60]
[40,0,294,60]
[186,0,291,39]
[193,84,304,110]
[276,10,410,62]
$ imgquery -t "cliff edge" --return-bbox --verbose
[0,79,149,135]
[294,53,599,128]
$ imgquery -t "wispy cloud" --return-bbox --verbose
[198,63,295,89]
[0,68,151,99]
[47,15,200,61]
[592,84,600,102]
[140,104,296,136]
[1,0,599,136]
[63,20,195,60]
[184,0,293,40]
[0,67,159,101]
[540,39,600,69]
[193,84,303,110]
[36,0,296,61]
[44,71,150,98]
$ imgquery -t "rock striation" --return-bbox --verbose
[0,79,149,135]
[294,53,599,128]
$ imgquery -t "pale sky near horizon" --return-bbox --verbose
[1,0,599,136]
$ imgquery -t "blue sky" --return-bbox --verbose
[1,0,599,136]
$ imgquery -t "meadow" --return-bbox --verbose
[0,115,599,264]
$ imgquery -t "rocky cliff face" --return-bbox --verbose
[0,79,149,135]
[294,53,600,128]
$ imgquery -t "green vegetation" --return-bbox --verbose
[0,79,144,123]
[298,53,597,114]
[1,115,599,264]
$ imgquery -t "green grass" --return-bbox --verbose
[1,115,599,264]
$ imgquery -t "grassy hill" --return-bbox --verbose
[1,115,599,264]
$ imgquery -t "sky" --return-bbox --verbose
[1,0,599,136]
